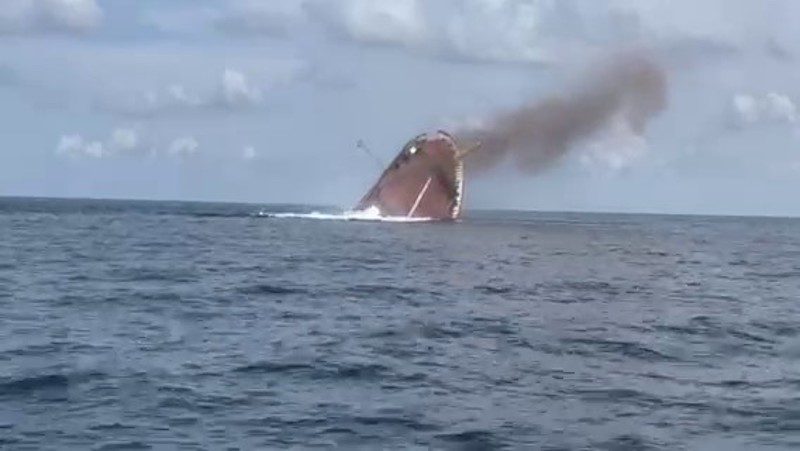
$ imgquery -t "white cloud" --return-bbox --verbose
[56,128,137,158]
[0,0,102,34]
[132,1,800,66]
[304,0,800,64]
[242,146,257,160]
[167,137,199,156]
[136,1,799,66]
[336,0,426,47]
[605,1,719,42]
[221,69,263,107]
[441,0,550,63]
[116,84,203,115]
[733,94,760,124]
[109,127,138,152]
[732,92,798,127]
[299,1,641,64]
[56,128,201,159]
[56,134,106,158]
[107,68,264,116]
[315,0,552,63]
[166,84,202,107]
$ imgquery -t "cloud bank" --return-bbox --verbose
[204,0,799,65]
[56,127,143,158]
[731,92,798,127]
[105,68,264,117]
[56,128,203,160]
[0,0,102,35]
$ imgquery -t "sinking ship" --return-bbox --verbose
[355,131,479,220]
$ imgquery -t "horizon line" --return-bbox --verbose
[2,194,799,221]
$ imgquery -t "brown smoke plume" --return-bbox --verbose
[457,53,668,173]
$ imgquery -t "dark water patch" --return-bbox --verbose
[133,291,183,303]
[415,321,466,339]
[744,270,800,279]
[351,414,439,431]
[727,328,776,344]
[277,310,321,321]
[88,423,139,432]
[354,257,389,265]
[474,284,514,295]
[237,415,328,430]
[751,320,800,337]
[715,379,756,389]
[237,284,307,295]
[393,371,427,384]
[106,267,197,283]
[469,317,517,336]
[701,293,741,303]
[157,395,195,410]
[234,362,391,381]
[0,373,77,394]
[687,315,724,334]
[331,362,391,380]
[560,338,680,362]
[435,429,505,450]
[560,280,617,292]
[654,324,705,337]
[166,415,199,426]
[659,318,779,346]
[1,343,58,357]
[595,434,658,451]
[54,293,89,306]
[0,437,21,446]
[321,426,358,435]
[199,393,260,410]
[93,441,153,450]
[234,361,316,374]
[661,399,714,413]
[343,284,430,299]
[575,388,662,407]
[234,360,389,381]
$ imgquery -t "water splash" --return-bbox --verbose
[258,206,434,223]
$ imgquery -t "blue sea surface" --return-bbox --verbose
[1,197,800,450]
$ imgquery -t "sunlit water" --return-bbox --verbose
[2,197,800,450]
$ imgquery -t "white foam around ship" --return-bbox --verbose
[258,205,434,223]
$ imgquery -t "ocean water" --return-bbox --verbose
[2,197,800,450]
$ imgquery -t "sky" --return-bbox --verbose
[1,0,800,216]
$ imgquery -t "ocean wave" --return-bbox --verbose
[236,284,307,295]
[0,371,105,395]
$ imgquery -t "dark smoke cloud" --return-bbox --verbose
[457,53,668,173]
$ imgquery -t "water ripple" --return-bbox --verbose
[3,198,800,449]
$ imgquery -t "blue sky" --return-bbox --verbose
[2,0,800,216]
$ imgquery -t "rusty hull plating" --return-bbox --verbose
[355,131,468,220]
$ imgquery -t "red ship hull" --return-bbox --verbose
[356,131,466,220]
